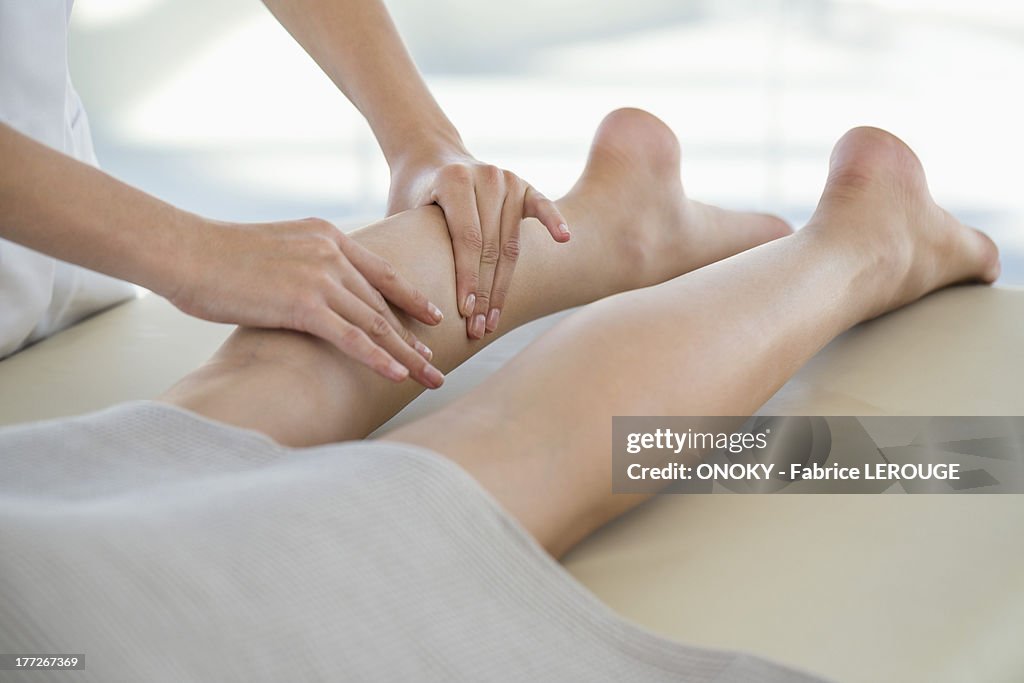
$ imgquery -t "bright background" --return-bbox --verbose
[69,0,1024,282]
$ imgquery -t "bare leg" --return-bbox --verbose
[161,109,788,445]
[383,127,1001,557]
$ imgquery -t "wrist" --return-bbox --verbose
[144,211,208,303]
[382,118,470,173]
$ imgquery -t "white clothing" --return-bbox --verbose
[0,0,135,358]
[0,402,821,682]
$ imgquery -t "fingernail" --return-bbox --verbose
[470,314,486,339]
[463,293,476,318]
[428,302,444,323]
[388,361,409,381]
[486,308,501,332]
[423,364,445,389]
[558,223,571,239]
[414,340,433,360]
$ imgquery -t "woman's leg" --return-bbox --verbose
[160,109,788,445]
[382,127,1001,558]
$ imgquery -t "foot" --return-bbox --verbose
[806,126,1000,321]
[561,108,792,289]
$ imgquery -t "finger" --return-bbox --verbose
[433,166,482,319]
[341,264,435,362]
[469,166,506,340]
[305,308,409,384]
[524,185,570,242]
[329,288,445,389]
[338,232,443,326]
[485,178,525,334]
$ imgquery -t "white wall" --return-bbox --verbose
[69,0,1024,280]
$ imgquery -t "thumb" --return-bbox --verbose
[524,186,570,242]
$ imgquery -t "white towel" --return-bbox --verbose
[0,402,825,682]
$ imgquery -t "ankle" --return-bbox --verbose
[798,223,908,324]
[555,191,654,292]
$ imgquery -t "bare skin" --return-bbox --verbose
[264,0,572,338]
[162,109,789,445]
[384,126,999,557]
[2,0,569,373]
[162,112,998,559]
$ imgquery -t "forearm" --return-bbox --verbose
[261,0,464,166]
[0,123,197,296]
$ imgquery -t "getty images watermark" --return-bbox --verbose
[611,416,1024,494]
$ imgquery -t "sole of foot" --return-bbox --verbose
[568,107,793,286]
[808,126,1000,318]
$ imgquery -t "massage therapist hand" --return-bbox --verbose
[168,218,446,388]
[262,0,570,339]
[387,147,570,340]
[0,123,444,388]
[3,0,565,371]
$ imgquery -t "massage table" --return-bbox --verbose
[1,278,1021,682]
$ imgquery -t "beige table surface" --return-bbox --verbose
[1,285,1022,682]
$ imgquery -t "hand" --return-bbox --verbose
[388,150,570,339]
[167,218,446,388]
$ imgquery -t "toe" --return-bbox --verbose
[968,227,1001,284]
[761,213,795,240]
[711,207,794,255]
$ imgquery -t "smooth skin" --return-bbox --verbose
[0,0,564,382]
[0,125,441,385]
[161,109,999,559]
[161,109,788,445]
[262,0,571,337]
